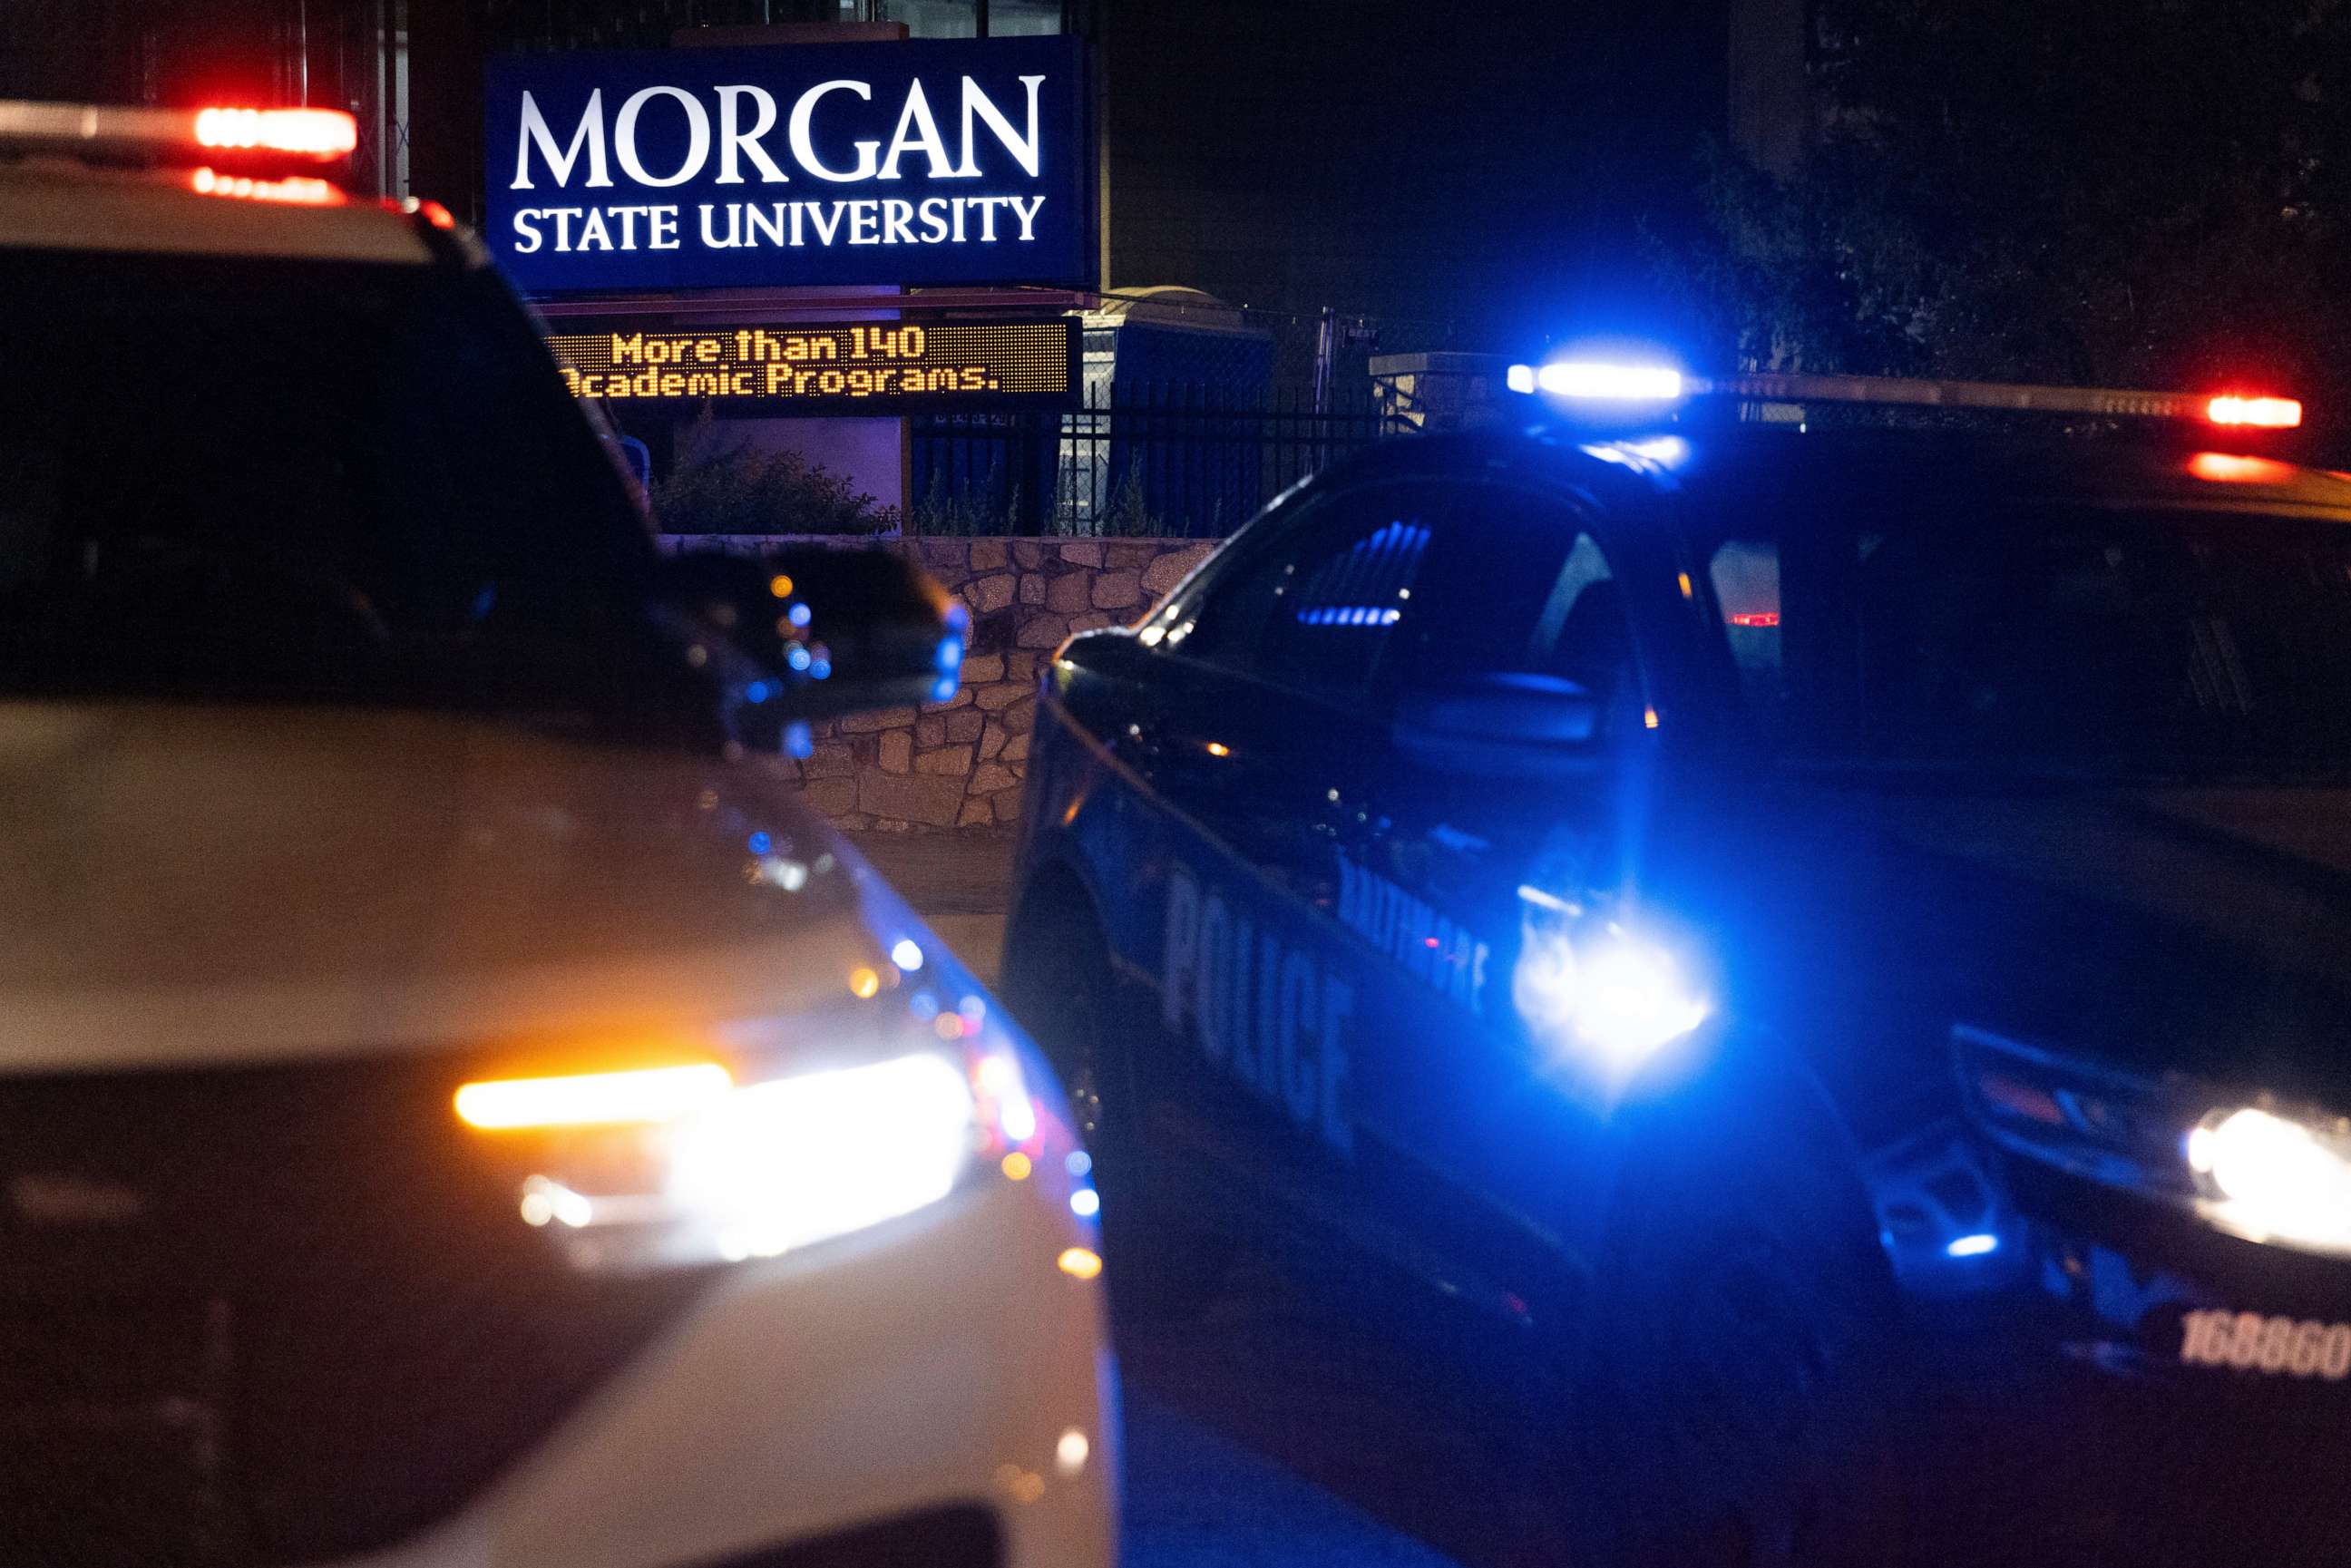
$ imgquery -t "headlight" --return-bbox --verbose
[2188,1106,2351,1254]
[664,1053,978,1262]
[1957,1027,2351,1259]
[454,986,1074,1273]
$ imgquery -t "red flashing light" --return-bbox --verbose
[1727,612,1781,628]
[190,166,345,206]
[192,106,356,161]
[385,196,460,230]
[2188,452,2295,484]
[2207,394,2302,430]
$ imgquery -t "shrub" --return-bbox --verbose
[652,416,899,535]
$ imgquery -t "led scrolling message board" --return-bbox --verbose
[547,319,1079,413]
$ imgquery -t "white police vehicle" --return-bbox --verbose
[1006,357,2351,1563]
[0,101,1112,1568]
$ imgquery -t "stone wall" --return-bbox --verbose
[663,535,1220,831]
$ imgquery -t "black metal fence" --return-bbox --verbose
[911,381,1398,538]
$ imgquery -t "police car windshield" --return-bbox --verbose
[1712,502,2351,784]
[0,249,652,709]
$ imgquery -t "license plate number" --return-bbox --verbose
[2180,1310,2351,1379]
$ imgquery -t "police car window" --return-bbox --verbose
[1377,489,1643,732]
[1527,532,1644,733]
[1174,486,1438,704]
[1257,511,1432,702]
[0,250,649,708]
[1710,509,2351,780]
[1709,539,1785,728]
[1183,482,1637,716]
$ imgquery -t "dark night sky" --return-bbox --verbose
[1104,0,1737,352]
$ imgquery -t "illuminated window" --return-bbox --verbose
[980,0,1065,34]
[884,0,1065,36]
[892,0,980,37]
[483,0,844,50]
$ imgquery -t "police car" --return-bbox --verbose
[1004,358,2351,1562]
[0,102,1112,1567]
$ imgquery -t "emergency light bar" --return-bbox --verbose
[2206,395,2305,430]
[1513,362,1686,401]
[1507,361,2305,431]
[0,100,357,165]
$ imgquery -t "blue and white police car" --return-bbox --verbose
[1004,359,2351,1563]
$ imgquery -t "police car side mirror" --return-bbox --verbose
[650,547,967,723]
[1392,671,1599,771]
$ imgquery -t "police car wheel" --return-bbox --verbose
[1002,890,1225,1320]
[1569,1110,1912,1568]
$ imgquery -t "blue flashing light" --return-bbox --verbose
[787,603,813,628]
[1946,1232,2000,1259]
[784,721,814,759]
[931,674,958,703]
[1070,1187,1100,1219]
[1574,940,1707,1067]
[1508,360,1684,402]
[936,635,964,673]
[746,831,772,854]
[1298,606,1404,628]
[1065,1150,1091,1178]
[785,645,812,672]
[745,680,772,704]
[810,657,833,680]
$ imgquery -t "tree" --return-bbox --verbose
[1663,0,2351,418]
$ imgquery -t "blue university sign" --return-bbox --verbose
[483,36,1090,293]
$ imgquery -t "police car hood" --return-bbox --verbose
[0,701,904,1074]
[1791,779,2351,1106]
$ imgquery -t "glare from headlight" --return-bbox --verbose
[665,1052,976,1261]
[2189,1106,2351,1253]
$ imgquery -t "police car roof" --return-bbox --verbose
[0,158,434,266]
[1363,421,2351,527]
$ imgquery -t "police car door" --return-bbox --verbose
[1133,482,1455,1233]
[1326,482,1661,1319]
